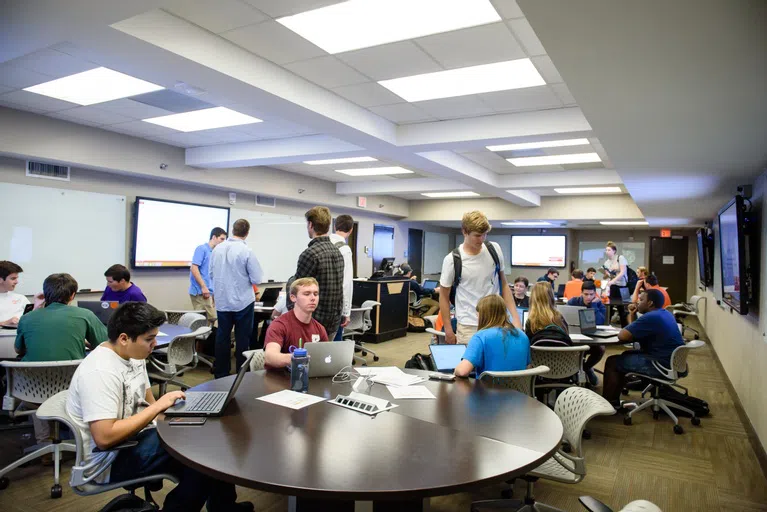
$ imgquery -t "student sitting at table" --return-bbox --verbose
[536,267,559,292]
[602,289,684,407]
[264,277,328,370]
[630,266,649,302]
[454,295,530,377]
[66,302,253,511]
[583,267,598,285]
[101,264,147,303]
[525,282,570,343]
[512,276,530,308]
[401,263,440,317]
[642,274,671,310]
[0,260,30,328]
[567,281,607,324]
[563,269,585,300]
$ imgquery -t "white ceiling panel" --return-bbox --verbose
[96,99,174,120]
[478,85,562,112]
[507,17,546,56]
[52,106,135,125]
[331,82,403,108]
[551,83,576,106]
[285,56,369,88]
[47,111,102,127]
[242,0,342,18]
[103,120,180,138]
[0,90,77,112]
[531,55,563,84]
[234,119,316,139]
[337,41,441,81]
[490,0,524,19]
[164,0,267,34]
[0,85,12,94]
[0,65,54,89]
[150,131,214,148]
[368,104,435,124]
[6,49,97,79]
[222,20,326,65]
[274,163,402,182]
[187,127,259,144]
[460,150,512,171]
[415,22,525,70]
[416,95,494,120]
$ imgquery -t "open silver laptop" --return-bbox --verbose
[305,340,354,377]
[165,353,253,417]
[557,304,586,327]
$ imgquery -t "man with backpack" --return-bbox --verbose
[438,211,521,344]
[329,214,354,340]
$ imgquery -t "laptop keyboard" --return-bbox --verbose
[186,392,226,412]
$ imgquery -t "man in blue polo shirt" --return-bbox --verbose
[189,227,227,324]
[601,288,685,406]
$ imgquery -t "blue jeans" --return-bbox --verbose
[334,325,344,341]
[214,302,255,379]
[110,429,237,512]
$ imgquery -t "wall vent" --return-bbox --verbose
[26,160,70,181]
[256,195,276,208]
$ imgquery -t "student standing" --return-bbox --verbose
[512,276,530,308]
[189,227,227,324]
[438,211,520,345]
[328,214,354,341]
[101,265,147,303]
[0,260,30,327]
[210,219,263,378]
[601,241,629,326]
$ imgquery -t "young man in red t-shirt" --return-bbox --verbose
[264,277,328,369]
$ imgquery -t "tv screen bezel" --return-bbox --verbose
[131,196,231,270]
[717,195,748,314]
[510,234,568,269]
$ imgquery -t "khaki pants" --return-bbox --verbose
[190,294,217,326]
[456,323,478,344]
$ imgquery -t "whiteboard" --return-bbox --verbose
[0,182,126,295]
[486,234,511,272]
[578,241,646,272]
[424,232,450,274]
[230,209,309,282]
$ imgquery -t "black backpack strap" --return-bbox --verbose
[451,248,462,289]
[484,241,503,294]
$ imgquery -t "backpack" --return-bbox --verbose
[100,493,159,512]
[404,353,435,371]
[658,386,710,417]
[449,241,503,305]
[407,315,427,332]
[529,323,572,347]
[625,266,639,294]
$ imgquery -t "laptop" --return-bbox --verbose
[579,309,620,338]
[78,301,120,325]
[421,279,438,294]
[165,353,253,417]
[556,304,586,327]
[429,344,466,372]
[0,303,34,329]
[259,288,280,307]
[304,340,354,377]
[556,284,566,298]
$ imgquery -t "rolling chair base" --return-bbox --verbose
[0,440,77,498]
[625,396,700,434]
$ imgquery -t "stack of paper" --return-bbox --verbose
[355,366,427,387]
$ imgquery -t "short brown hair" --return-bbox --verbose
[43,273,78,305]
[290,277,319,296]
[306,206,331,235]
[461,211,491,235]
[572,269,584,279]
[105,264,130,282]
[0,261,23,280]
[335,214,354,233]
[232,219,250,237]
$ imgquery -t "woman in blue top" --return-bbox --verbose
[454,295,530,377]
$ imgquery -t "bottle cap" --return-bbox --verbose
[293,348,307,357]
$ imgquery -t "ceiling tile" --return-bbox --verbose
[103,120,180,138]
[416,95,494,120]
[242,0,341,18]
[234,119,316,139]
[7,49,97,79]
[164,0,267,34]
[131,90,213,113]
[478,85,562,112]
[47,111,102,127]
[149,131,212,148]
[285,56,369,89]
[0,85,12,94]
[52,106,134,125]
[461,150,512,171]
[0,90,77,112]
[222,20,326,64]
[332,82,404,108]
[507,18,546,56]
[531,55,563,84]
[0,101,44,115]
[490,0,525,19]
[368,104,435,124]
[96,99,175,120]
[337,41,441,81]
[551,83,577,106]
[415,22,525,70]
[0,65,54,89]
[190,127,261,144]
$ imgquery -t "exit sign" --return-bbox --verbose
[660,229,671,238]
[357,196,367,208]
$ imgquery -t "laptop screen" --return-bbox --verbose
[579,309,597,332]
[521,309,529,327]
[422,279,438,290]
[429,344,466,372]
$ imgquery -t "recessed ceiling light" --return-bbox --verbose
[599,221,649,226]
[143,107,262,132]
[507,152,602,167]
[304,157,378,165]
[487,139,590,152]
[501,221,553,226]
[277,0,501,54]
[554,187,623,194]
[379,59,545,102]
[24,67,163,106]
[421,191,480,198]
[335,167,414,176]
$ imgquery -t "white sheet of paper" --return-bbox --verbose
[571,333,593,341]
[596,326,620,332]
[386,385,436,400]
[257,390,326,410]
[157,331,168,337]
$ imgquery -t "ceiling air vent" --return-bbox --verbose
[256,195,276,208]
[26,160,70,181]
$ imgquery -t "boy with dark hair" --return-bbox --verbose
[102,264,147,303]
[66,302,252,511]
[0,260,29,327]
[563,268,585,300]
[583,267,597,284]
[190,226,228,324]
[567,280,607,385]
[512,276,530,308]
[537,268,559,291]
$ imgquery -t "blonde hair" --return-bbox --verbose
[290,277,319,296]
[305,206,331,235]
[528,282,565,334]
[477,295,515,332]
[637,266,648,277]
[461,211,491,235]
[606,241,618,254]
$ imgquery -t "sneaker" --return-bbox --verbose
[586,368,599,386]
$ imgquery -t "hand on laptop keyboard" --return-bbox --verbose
[158,390,186,411]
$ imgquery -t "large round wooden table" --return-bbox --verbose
[157,369,563,511]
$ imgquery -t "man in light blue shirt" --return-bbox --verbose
[210,219,264,378]
[189,227,227,325]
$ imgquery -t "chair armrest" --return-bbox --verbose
[92,440,138,453]
[579,496,614,512]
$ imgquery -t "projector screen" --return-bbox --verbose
[132,197,230,268]
[511,235,567,268]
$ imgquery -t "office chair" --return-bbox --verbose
[35,391,177,509]
[148,326,210,395]
[344,300,381,365]
[164,309,206,325]
[623,340,705,434]
[471,387,615,512]
[0,360,82,498]
[242,349,266,371]
[667,295,705,340]
[478,366,550,397]
[530,344,589,403]
[176,312,214,369]
[579,497,661,512]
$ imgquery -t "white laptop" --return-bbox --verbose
[304,340,354,377]
[557,304,586,327]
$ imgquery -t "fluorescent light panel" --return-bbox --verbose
[143,107,261,132]
[501,221,552,226]
[24,67,163,106]
[379,59,545,102]
[421,191,480,198]
[304,157,377,165]
[554,187,622,194]
[599,221,649,226]
[335,167,413,177]
[277,0,501,54]
[507,152,602,167]
[487,138,590,152]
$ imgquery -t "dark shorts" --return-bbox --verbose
[615,350,676,379]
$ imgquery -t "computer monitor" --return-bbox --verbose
[379,257,395,272]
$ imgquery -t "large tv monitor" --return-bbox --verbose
[718,196,749,314]
[511,235,567,268]
[132,197,230,269]
[696,227,714,288]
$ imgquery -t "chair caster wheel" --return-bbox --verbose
[351,360,356,366]
[691,417,701,426]
[621,388,629,396]
[0,476,9,490]
[562,442,572,453]
[373,356,379,362]
[51,484,62,499]
[624,416,632,426]
[500,488,514,499]
[362,351,368,356]
[582,430,591,440]
[653,411,660,420]
[674,424,684,435]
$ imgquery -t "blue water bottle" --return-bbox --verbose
[290,347,310,393]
